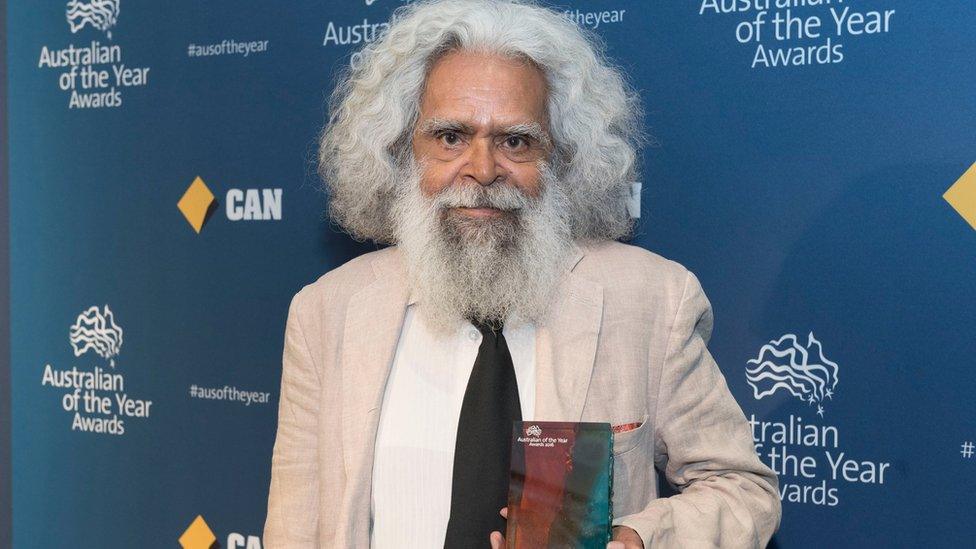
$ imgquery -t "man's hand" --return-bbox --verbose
[489,508,644,548]
[608,525,644,548]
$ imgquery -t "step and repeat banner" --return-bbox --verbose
[3,1,974,547]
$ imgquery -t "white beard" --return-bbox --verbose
[392,161,574,333]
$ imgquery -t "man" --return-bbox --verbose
[263,1,781,547]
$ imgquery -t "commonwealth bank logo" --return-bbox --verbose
[944,161,976,231]
[746,332,839,417]
[178,176,218,234]
[66,0,121,39]
[180,514,263,549]
[69,305,123,367]
[179,515,217,549]
[177,175,283,233]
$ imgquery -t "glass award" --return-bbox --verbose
[506,421,613,548]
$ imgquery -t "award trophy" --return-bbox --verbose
[505,421,613,548]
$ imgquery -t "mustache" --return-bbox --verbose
[430,182,534,212]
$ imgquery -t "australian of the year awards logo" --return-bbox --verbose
[66,0,121,39]
[36,0,150,109]
[746,332,892,508]
[69,303,123,366]
[697,1,897,69]
[746,331,838,417]
[39,305,153,435]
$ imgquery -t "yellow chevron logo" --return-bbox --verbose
[178,515,217,549]
[944,162,976,231]
[177,177,217,234]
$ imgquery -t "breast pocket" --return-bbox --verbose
[611,413,652,515]
[611,413,649,456]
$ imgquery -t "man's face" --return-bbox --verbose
[397,50,570,329]
[411,50,551,223]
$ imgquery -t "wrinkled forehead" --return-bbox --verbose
[416,49,551,132]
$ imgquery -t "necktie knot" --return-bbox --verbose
[470,318,503,338]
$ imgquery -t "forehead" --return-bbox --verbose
[418,50,549,127]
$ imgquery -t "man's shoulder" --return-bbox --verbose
[574,240,707,324]
[575,240,690,289]
[290,247,401,313]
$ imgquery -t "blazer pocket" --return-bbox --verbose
[611,414,649,456]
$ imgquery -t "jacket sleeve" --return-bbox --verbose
[263,293,322,548]
[612,270,782,548]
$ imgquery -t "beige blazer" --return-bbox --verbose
[263,240,781,548]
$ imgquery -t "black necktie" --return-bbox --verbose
[444,320,522,548]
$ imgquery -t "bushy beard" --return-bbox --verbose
[392,161,574,333]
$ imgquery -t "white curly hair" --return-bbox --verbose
[320,0,643,244]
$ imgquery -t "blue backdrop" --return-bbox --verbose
[3,1,975,547]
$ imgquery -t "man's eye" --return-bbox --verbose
[439,132,461,146]
[504,135,528,149]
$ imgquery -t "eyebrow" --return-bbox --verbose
[417,118,551,149]
[417,118,474,136]
[501,122,551,149]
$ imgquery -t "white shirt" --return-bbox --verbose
[369,303,536,549]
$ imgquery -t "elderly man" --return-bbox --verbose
[263,1,781,547]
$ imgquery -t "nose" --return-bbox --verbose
[464,138,500,186]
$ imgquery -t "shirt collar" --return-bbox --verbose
[406,286,420,307]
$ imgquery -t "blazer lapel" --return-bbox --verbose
[534,246,604,422]
[338,251,409,545]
